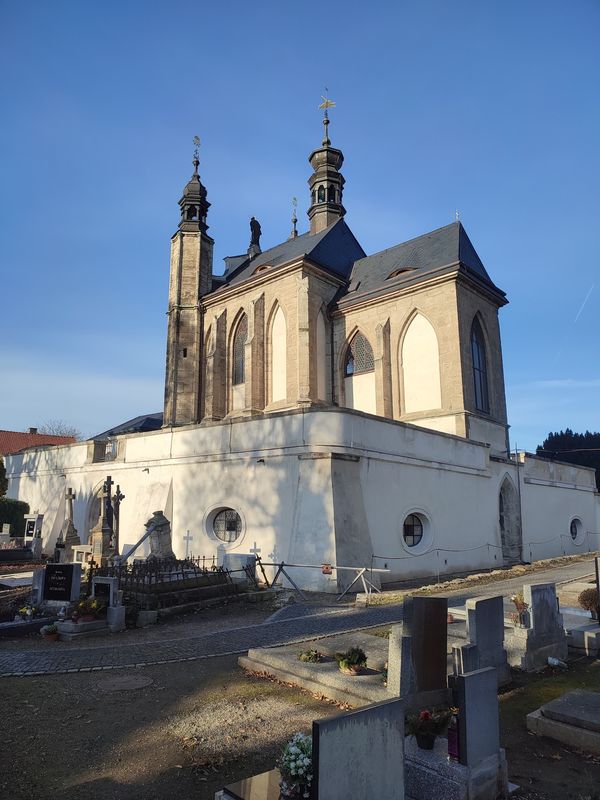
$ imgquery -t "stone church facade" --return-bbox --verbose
[6,116,599,590]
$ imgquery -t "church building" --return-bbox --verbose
[6,110,599,591]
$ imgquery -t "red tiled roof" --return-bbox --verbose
[0,430,76,456]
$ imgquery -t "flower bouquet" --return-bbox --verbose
[277,732,312,799]
[405,707,454,750]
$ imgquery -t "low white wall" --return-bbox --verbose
[6,409,599,590]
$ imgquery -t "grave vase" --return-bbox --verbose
[415,732,436,750]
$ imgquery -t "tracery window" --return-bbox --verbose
[471,318,489,413]
[213,508,242,543]
[232,315,247,386]
[344,333,374,377]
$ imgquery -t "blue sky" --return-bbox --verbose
[1,0,598,448]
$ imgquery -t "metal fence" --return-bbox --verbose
[88,556,229,594]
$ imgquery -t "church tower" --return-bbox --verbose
[163,145,214,427]
[307,100,346,235]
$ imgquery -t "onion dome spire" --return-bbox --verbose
[307,94,345,235]
[178,135,210,233]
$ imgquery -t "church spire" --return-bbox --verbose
[307,94,346,235]
[178,136,210,233]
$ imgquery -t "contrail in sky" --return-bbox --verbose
[573,284,594,323]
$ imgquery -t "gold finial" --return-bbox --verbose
[192,135,200,173]
[318,89,335,146]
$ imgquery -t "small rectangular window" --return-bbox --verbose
[182,348,188,358]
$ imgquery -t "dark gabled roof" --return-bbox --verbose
[218,218,366,289]
[92,413,163,440]
[339,222,504,305]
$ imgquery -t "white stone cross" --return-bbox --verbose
[249,541,261,557]
[183,530,193,558]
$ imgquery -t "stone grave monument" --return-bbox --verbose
[527,688,600,755]
[90,476,116,566]
[145,510,175,560]
[55,487,81,562]
[452,594,510,686]
[505,582,568,670]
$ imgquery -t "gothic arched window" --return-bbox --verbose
[344,333,374,377]
[327,185,336,203]
[317,185,326,203]
[471,318,489,412]
[232,315,247,386]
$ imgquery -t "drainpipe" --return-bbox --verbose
[515,443,525,562]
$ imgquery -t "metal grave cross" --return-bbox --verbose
[65,487,76,522]
[183,530,193,559]
[249,541,261,557]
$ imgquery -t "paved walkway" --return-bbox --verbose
[0,604,402,677]
[1,557,594,678]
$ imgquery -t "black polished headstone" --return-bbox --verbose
[42,563,80,602]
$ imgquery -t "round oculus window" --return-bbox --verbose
[213,508,242,543]
[570,518,582,541]
[403,514,423,548]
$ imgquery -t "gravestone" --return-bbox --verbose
[58,487,81,562]
[387,623,414,698]
[527,689,600,754]
[506,582,568,670]
[92,576,118,607]
[2,523,10,534]
[42,563,82,604]
[463,595,510,685]
[455,667,499,767]
[408,596,448,692]
[146,510,175,560]
[312,697,404,800]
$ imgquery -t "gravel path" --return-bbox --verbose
[0,604,402,677]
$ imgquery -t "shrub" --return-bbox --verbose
[578,587,599,612]
[0,498,30,537]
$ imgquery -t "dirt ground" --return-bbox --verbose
[2,648,600,800]
[0,654,343,800]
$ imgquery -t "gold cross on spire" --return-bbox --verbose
[193,135,201,159]
[318,89,335,145]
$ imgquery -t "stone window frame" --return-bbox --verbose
[231,313,248,387]
[399,507,434,556]
[344,331,375,377]
[470,316,490,414]
[569,516,584,545]
[204,503,247,549]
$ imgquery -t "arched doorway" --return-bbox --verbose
[499,477,521,565]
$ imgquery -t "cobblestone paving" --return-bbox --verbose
[0,604,403,677]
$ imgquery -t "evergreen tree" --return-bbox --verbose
[536,430,600,490]
[0,458,7,497]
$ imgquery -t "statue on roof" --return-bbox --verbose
[250,216,262,248]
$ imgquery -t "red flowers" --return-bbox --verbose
[419,710,432,721]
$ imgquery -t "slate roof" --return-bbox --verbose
[93,413,163,440]
[0,430,76,455]
[339,222,504,306]
[219,218,366,288]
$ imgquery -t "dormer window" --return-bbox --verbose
[253,264,271,275]
[387,266,416,279]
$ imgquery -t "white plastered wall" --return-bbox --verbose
[344,372,376,415]
[6,409,599,590]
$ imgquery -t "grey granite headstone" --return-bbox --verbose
[387,624,415,698]
[466,595,510,684]
[408,596,448,692]
[452,642,480,676]
[31,568,45,605]
[455,667,499,768]
[525,583,562,636]
[313,697,404,800]
[541,689,600,733]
